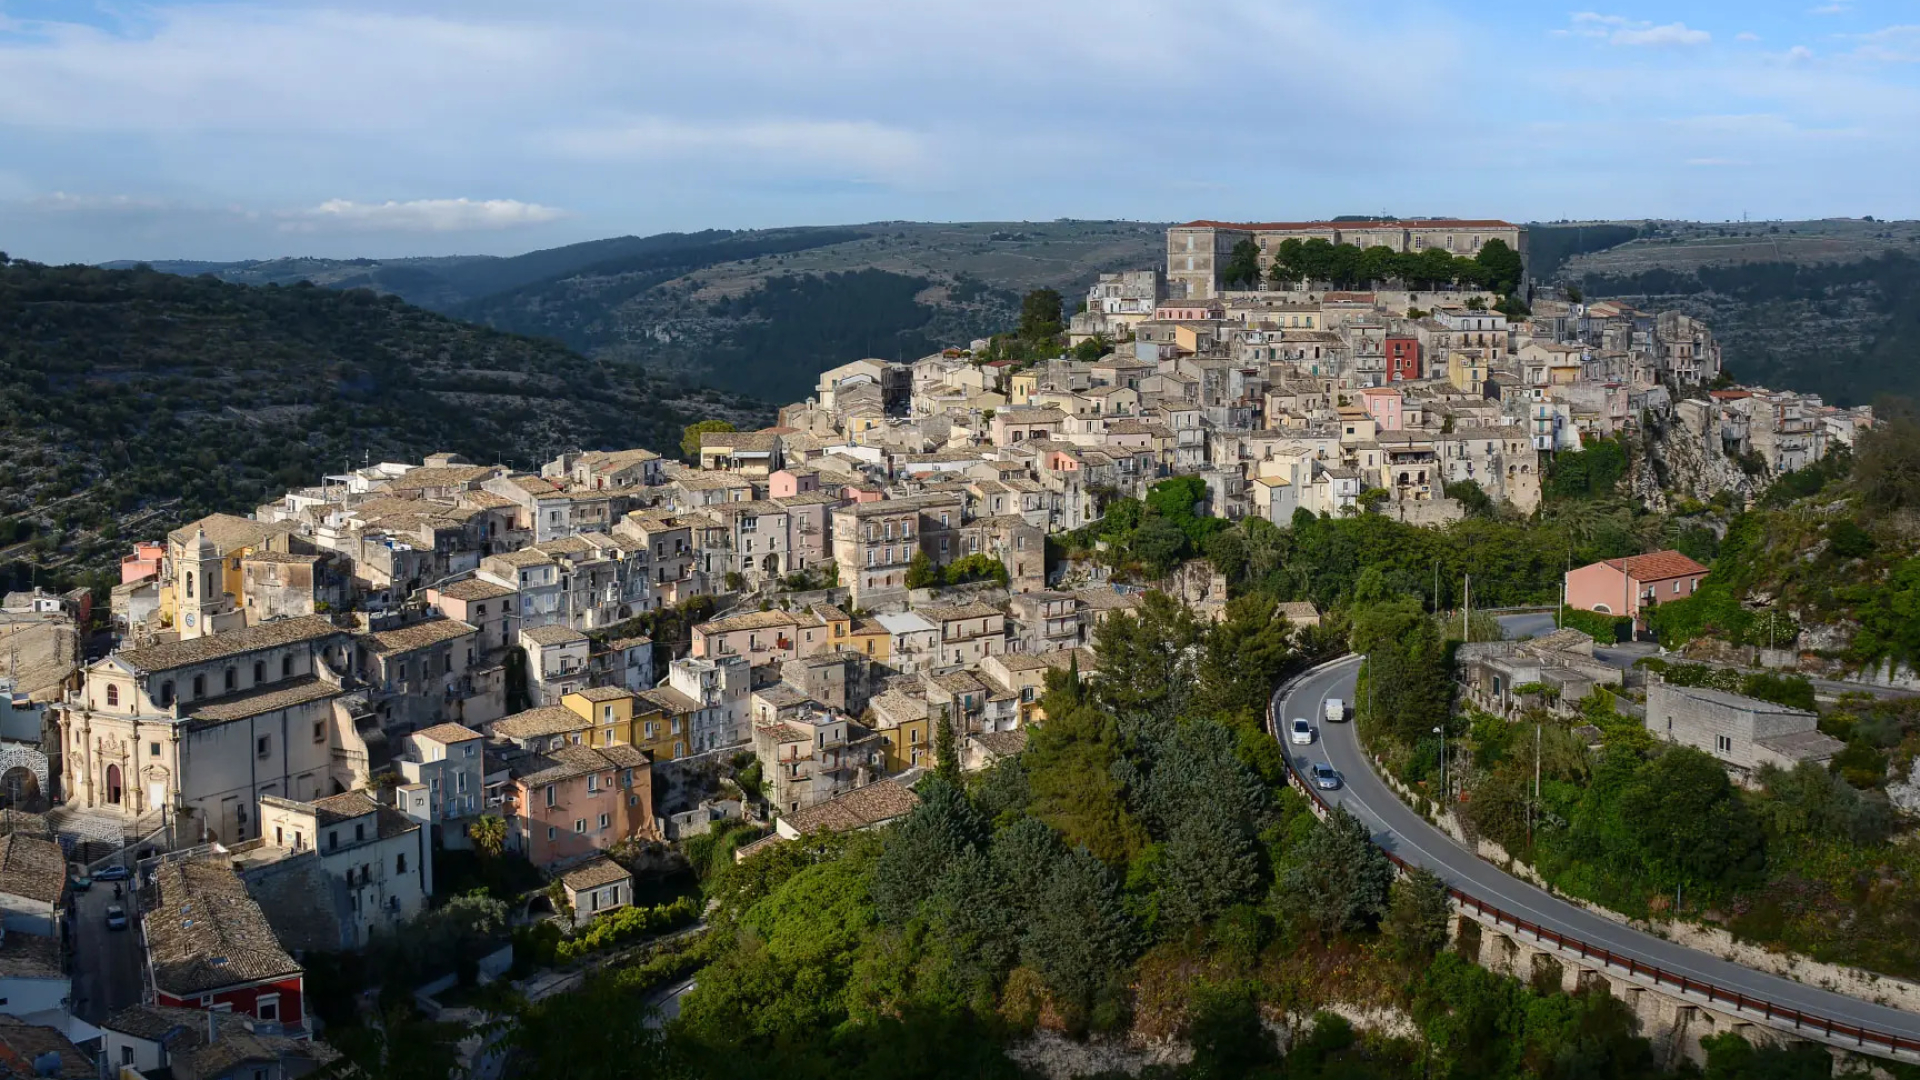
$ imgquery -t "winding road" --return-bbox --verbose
[1272,656,1920,1048]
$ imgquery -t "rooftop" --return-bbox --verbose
[145,856,302,996]
[185,676,342,727]
[522,624,590,647]
[493,706,591,740]
[412,722,483,745]
[1602,550,1710,582]
[781,779,920,835]
[559,856,631,892]
[117,615,340,673]
[0,832,65,904]
[364,618,476,654]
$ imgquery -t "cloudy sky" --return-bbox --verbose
[2,0,1916,263]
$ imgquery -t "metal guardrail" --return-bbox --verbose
[1272,663,1920,1061]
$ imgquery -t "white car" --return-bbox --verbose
[1290,717,1314,746]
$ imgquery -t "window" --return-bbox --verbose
[544,784,557,807]
[587,774,598,793]
[328,830,339,851]
[1715,735,1733,753]
[256,999,279,1023]
[150,740,161,757]
[106,684,119,707]
[396,853,407,873]
[225,667,237,691]
[598,813,610,829]
[282,655,293,677]
[159,680,174,706]
[575,819,587,833]
[313,721,325,744]
[548,826,557,840]
[253,660,265,683]
[1673,581,1682,594]
[355,822,365,842]
[257,735,271,759]
[192,674,205,698]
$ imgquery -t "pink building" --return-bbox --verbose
[120,541,165,585]
[1564,550,1708,626]
[1359,387,1404,432]
[768,468,820,498]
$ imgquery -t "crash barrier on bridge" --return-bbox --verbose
[1276,720,1920,1063]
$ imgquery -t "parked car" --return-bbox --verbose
[94,865,130,882]
[69,873,92,893]
[1324,698,1346,724]
[1290,717,1314,746]
[104,905,129,931]
[1309,762,1342,790]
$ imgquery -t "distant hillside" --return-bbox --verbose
[0,259,768,586]
[109,221,1168,401]
[1575,249,1920,406]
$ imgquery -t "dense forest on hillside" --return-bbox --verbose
[0,257,765,588]
[1579,250,1920,405]
[1525,223,1642,281]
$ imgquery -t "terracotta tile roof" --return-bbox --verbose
[493,706,590,740]
[970,729,1028,758]
[516,745,619,785]
[308,789,382,826]
[434,577,516,602]
[522,624,589,647]
[185,676,341,727]
[412,722,483,744]
[1179,218,1518,230]
[560,856,631,892]
[781,780,920,835]
[0,832,65,904]
[0,1015,93,1080]
[167,513,295,552]
[117,615,341,673]
[363,618,476,654]
[145,856,302,996]
[1602,550,1709,582]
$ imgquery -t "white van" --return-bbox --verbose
[1324,698,1346,723]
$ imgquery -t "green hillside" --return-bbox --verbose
[0,257,768,588]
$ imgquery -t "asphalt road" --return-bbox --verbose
[68,878,144,1023]
[1274,656,1920,1044]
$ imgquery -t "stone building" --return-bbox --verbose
[1645,682,1844,779]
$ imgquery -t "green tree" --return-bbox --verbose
[1023,685,1150,864]
[1474,238,1525,297]
[871,775,986,923]
[469,814,507,859]
[1019,845,1137,1012]
[1385,867,1453,967]
[1129,515,1189,578]
[1609,747,1766,895]
[1358,244,1399,286]
[681,418,736,461]
[1185,984,1282,1080]
[904,549,939,589]
[1072,334,1112,362]
[1019,287,1064,342]
[320,1003,468,1080]
[1274,806,1393,937]
[1268,238,1304,287]
[1221,239,1264,290]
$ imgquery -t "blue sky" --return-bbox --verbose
[1,0,1916,263]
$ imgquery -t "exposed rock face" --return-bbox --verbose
[1630,409,1756,511]
[1890,759,1920,816]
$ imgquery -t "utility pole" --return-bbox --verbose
[1461,573,1471,641]
[1434,724,1447,803]
[1432,559,1440,614]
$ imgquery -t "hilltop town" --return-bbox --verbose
[0,217,1895,1077]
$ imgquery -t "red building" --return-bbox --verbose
[142,855,305,1034]
[1384,337,1420,382]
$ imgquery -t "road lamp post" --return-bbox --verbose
[1433,724,1446,803]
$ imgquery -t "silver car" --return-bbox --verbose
[1290,717,1314,746]
[1309,762,1342,790]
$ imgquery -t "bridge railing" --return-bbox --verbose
[1271,676,1920,1061]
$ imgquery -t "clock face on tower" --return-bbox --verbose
[185,614,196,627]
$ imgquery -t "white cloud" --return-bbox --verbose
[1611,22,1711,47]
[281,198,565,233]
[1736,31,1761,42]
[29,191,170,212]
[1567,13,1710,47]
[1853,24,1920,62]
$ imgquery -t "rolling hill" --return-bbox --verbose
[0,258,768,588]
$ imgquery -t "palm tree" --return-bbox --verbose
[470,815,507,860]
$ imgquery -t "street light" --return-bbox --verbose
[1433,725,1446,803]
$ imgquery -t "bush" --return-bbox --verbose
[514,895,701,968]
[1559,607,1630,643]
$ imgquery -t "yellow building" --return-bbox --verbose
[1448,351,1489,395]
[636,687,701,761]
[868,686,933,773]
[167,514,299,639]
[1007,371,1039,405]
[560,686,666,751]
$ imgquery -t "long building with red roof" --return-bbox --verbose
[1167,218,1527,299]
